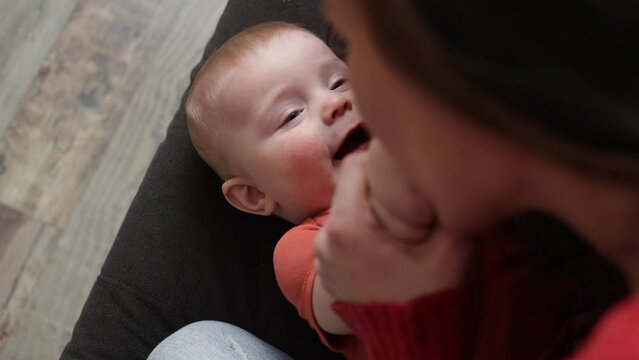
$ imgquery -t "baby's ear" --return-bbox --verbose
[222,177,277,216]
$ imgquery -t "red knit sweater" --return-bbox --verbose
[274,211,578,359]
[570,295,639,359]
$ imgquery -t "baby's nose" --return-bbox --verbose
[322,96,352,125]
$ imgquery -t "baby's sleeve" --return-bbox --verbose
[273,223,318,319]
[274,220,362,358]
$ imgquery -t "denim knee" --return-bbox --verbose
[148,321,293,360]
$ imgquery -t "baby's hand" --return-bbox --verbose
[367,139,435,243]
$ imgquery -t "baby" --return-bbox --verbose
[187,21,371,359]
[187,21,582,360]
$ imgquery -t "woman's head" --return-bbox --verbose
[322,1,636,348]
[322,0,639,233]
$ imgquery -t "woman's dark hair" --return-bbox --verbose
[514,212,628,354]
[353,0,639,182]
[326,23,348,60]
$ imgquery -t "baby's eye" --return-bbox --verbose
[284,110,302,124]
[330,78,347,90]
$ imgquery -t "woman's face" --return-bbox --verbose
[323,0,533,233]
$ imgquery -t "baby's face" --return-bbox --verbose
[222,30,369,222]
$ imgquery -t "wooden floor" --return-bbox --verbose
[0,0,227,358]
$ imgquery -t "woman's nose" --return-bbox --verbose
[322,95,352,125]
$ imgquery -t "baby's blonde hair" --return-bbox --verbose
[186,22,313,179]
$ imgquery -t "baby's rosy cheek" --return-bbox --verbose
[284,151,319,177]
[284,145,331,181]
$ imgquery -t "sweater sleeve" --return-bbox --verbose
[332,288,469,360]
[330,223,585,360]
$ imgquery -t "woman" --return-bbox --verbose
[316,0,638,358]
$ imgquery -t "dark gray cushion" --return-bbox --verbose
[61,1,341,359]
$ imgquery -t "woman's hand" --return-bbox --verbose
[315,153,472,303]
[367,139,435,242]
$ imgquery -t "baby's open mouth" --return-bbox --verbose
[334,125,371,161]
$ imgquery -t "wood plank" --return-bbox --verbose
[0,0,228,358]
[0,204,47,311]
[0,0,78,136]
[0,204,60,355]
[0,205,61,315]
[0,0,185,229]
[0,311,71,360]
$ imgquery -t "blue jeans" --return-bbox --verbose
[148,321,294,360]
